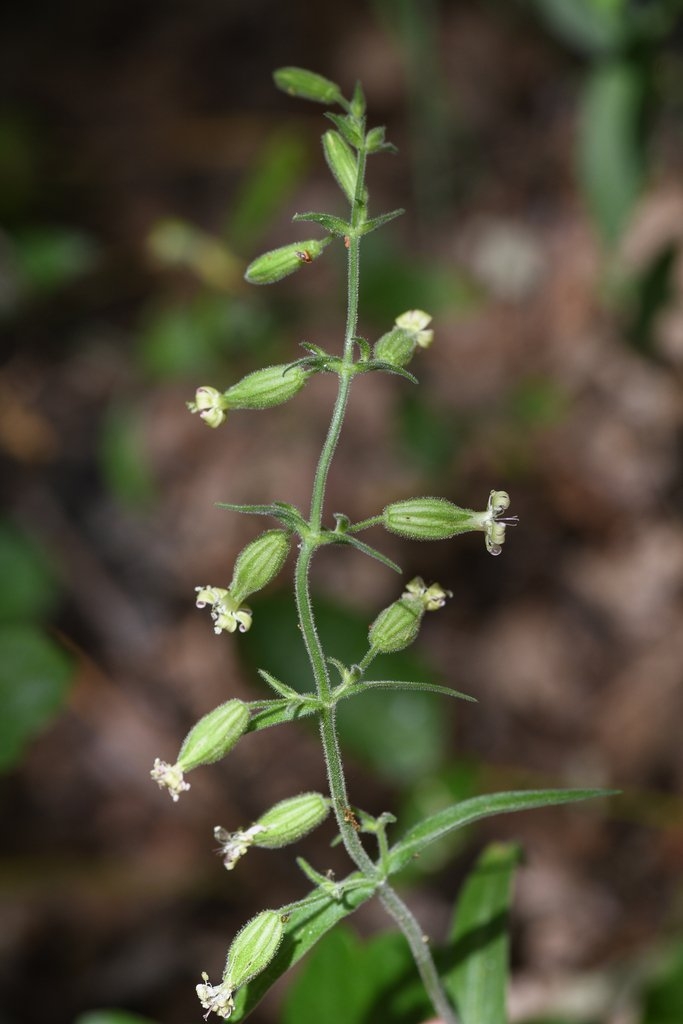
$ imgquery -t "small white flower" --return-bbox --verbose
[196,971,235,1020]
[188,386,227,428]
[195,587,253,634]
[214,823,267,870]
[150,758,190,802]
[394,310,434,349]
[395,309,431,332]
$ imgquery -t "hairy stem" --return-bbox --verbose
[378,885,461,1024]
[295,136,458,1024]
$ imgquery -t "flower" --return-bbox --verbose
[196,972,235,1020]
[394,309,434,348]
[150,758,191,801]
[475,490,518,556]
[214,823,266,870]
[195,586,253,634]
[187,386,228,428]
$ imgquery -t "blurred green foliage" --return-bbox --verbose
[0,522,74,771]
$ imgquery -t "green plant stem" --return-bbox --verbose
[295,137,458,1024]
[378,884,461,1024]
[347,514,383,533]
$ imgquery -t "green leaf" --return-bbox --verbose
[293,211,351,236]
[340,679,476,703]
[578,58,648,246]
[273,67,344,106]
[444,842,522,1024]
[283,925,429,1024]
[246,698,320,733]
[360,209,405,235]
[361,359,419,385]
[388,789,616,875]
[216,501,307,532]
[0,624,74,771]
[257,668,300,699]
[228,878,377,1022]
[332,533,402,574]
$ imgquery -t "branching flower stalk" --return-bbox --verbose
[151,67,609,1024]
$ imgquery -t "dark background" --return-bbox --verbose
[2,2,683,1022]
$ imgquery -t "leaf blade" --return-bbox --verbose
[388,789,616,875]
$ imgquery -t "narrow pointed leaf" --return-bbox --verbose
[444,842,522,1024]
[293,212,351,236]
[227,878,377,1022]
[257,668,300,699]
[360,209,405,235]
[340,680,476,703]
[362,359,419,384]
[333,533,402,573]
[273,67,344,106]
[325,112,363,148]
[388,789,616,875]
[216,501,307,532]
[246,698,321,734]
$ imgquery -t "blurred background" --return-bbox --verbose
[2,1,683,1022]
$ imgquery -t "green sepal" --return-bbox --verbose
[216,501,307,533]
[359,209,405,235]
[387,788,618,876]
[273,67,344,106]
[360,359,419,384]
[337,679,476,704]
[331,532,402,574]
[365,126,397,155]
[223,910,284,992]
[257,668,300,699]
[293,211,352,236]
[324,111,363,149]
[444,841,522,1024]
[322,130,365,205]
[226,877,377,1022]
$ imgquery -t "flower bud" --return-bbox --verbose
[224,364,310,410]
[177,699,249,773]
[368,577,451,654]
[150,699,249,802]
[383,497,475,540]
[187,386,228,428]
[373,310,433,368]
[322,130,360,204]
[197,910,284,1019]
[253,792,330,848]
[273,66,343,106]
[213,792,330,871]
[245,238,330,285]
[230,530,291,604]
